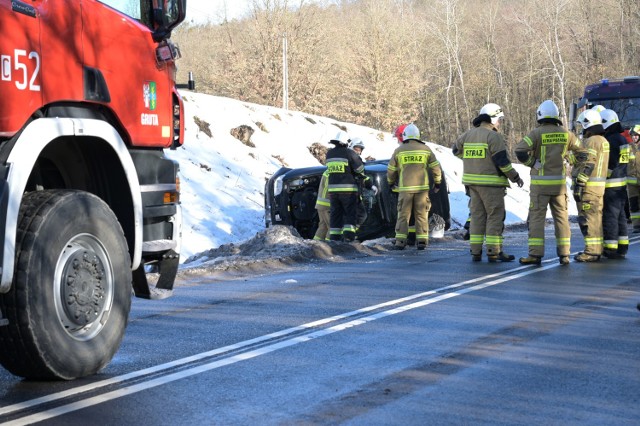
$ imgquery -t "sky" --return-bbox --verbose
[185,0,250,24]
[168,91,576,264]
[185,0,319,25]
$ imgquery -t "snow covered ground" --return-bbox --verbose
[168,91,578,266]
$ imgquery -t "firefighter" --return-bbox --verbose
[572,109,610,262]
[452,103,524,262]
[348,138,377,232]
[600,109,629,258]
[627,124,640,233]
[313,169,330,241]
[326,131,372,242]
[463,213,471,240]
[349,137,366,156]
[393,124,407,145]
[387,123,442,250]
[631,124,640,145]
[515,100,582,266]
[392,124,416,245]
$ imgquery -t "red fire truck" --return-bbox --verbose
[0,0,186,379]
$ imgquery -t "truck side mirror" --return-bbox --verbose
[153,8,167,27]
[152,0,186,42]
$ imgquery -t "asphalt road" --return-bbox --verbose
[1,227,639,425]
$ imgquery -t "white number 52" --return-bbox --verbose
[14,49,41,92]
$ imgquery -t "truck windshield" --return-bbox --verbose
[597,98,640,128]
[99,0,141,20]
[99,1,182,31]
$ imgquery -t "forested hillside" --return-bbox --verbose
[174,0,640,148]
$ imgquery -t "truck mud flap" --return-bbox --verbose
[131,250,179,300]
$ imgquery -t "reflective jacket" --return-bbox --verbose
[315,170,330,210]
[452,122,520,187]
[628,142,640,184]
[387,139,442,193]
[604,129,629,192]
[515,123,582,195]
[325,145,369,193]
[575,134,610,196]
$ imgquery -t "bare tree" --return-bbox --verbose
[514,0,571,125]
[174,0,640,147]
[424,0,471,143]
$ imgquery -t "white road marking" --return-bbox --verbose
[4,237,639,424]
[1,262,561,425]
[0,259,538,418]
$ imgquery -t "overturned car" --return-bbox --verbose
[264,159,450,241]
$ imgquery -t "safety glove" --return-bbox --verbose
[573,180,585,202]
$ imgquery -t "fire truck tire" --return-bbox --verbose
[0,190,132,380]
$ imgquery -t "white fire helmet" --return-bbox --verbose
[348,137,365,151]
[402,123,421,141]
[600,109,619,129]
[579,109,603,131]
[330,130,350,146]
[479,103,504,125]
[536,100,560,121]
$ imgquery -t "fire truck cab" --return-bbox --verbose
[0,0,186,380]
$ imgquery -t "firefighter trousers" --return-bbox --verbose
[603,188,629,255]
[395,191,431,246]
[527,192,571,257]
[627,184,640,232]
[469,186,506,257]
[577,191,604,255]
[313,207,330,241]
[329,192,358,241]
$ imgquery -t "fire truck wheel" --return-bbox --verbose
[0,190,132,380]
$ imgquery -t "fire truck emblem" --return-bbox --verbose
[143,81,157,110]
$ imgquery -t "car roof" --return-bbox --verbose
[278,160,389,179]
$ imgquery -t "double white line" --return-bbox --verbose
[2,241,637,424]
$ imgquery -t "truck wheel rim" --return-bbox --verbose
[54,234,114,341]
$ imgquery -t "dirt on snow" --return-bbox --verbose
[177,225,467,282]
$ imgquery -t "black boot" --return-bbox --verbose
[603,249,625,259]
